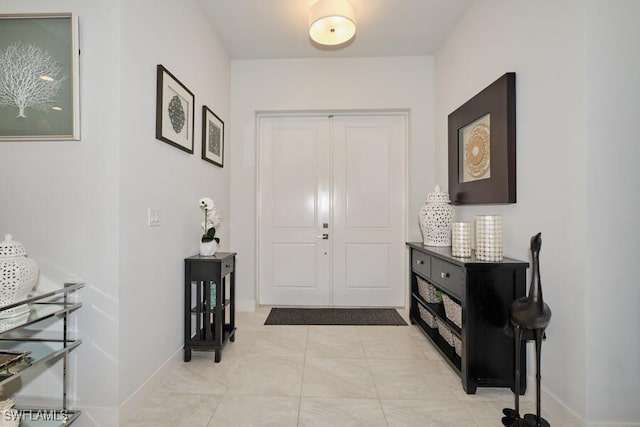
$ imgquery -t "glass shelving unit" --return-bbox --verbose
[0,282,83,426]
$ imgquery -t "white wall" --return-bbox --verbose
[0,0,121,424]
[585,0,640,424]
[229,56,435,308]
[118,0,230,413]
[436,0,587,421]
[436,0,640,425]
[0,0,231,425]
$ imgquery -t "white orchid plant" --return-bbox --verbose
[199,197,221,244]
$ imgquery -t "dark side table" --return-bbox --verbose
[184,252,236,362]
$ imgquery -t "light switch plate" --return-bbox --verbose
[148,208,160,226]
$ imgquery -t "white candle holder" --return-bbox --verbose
[475,215,503,261]
[451,222,471,257]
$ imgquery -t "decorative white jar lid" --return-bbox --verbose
[0,234,38,319]
[425,184,451,203]
[0,235,27,258]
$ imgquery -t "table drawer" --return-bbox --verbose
[431,257,464,299]
[411,249,431,278]
[221,256,235,277]
[189,261,221,281]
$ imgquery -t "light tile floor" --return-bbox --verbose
[127,307,551,427]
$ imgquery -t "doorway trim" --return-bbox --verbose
[255,109,410,307]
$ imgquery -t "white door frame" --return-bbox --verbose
[255,110,410,307]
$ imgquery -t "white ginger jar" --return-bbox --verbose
[419,185,456,246]
[0,234,38,318]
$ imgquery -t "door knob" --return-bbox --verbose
[316,234,329,240]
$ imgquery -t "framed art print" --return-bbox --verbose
[201,105,224,167]
[155,64,194,153]
[0,13,80,141]
[448,72,516,204]
[459,113,491,183]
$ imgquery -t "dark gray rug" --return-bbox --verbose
[264,307,407,326]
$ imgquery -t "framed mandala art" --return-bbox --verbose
[155,64,194,153]
[201,106,224,167]
[0,13,80,141]
[448,72,516,205]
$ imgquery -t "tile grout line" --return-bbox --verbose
[296,325,310,426]
[355,325,390,426]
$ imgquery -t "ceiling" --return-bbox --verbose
[197,0,474,60]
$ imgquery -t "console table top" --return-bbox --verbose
[406,242,528,267]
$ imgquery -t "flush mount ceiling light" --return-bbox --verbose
[308,0,356,46]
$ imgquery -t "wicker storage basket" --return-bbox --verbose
[453,335,462,356]
[418,305,437,328]
[417,276,442,303]
[436,318,454,347]
[442,293,462,328]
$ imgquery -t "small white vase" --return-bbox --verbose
[199,240,218,257]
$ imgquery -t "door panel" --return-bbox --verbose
[273,243,317,287]
[346,243,390,288]
[273,129,317,227]
[345,132,390,228]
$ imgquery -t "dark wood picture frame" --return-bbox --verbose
[155,64,194,153]
[448,72,516,204]
[201,105,224,167]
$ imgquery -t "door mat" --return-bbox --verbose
[264,307,407,326]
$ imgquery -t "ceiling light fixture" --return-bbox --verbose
[308,0,356,46]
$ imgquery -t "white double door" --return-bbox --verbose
[258,114,406,307]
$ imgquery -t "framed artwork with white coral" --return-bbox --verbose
[0,13,80,141]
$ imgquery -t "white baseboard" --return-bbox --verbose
[118,347,182,425]
[5,398,118,427]
[526,375,640,426]
[68,406,118,427]
[119,301,254,423]
[527,373,584,427]
[236,299,256,311]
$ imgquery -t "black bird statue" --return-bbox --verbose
[503,232,552,427]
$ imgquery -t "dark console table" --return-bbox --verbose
[407,242,528,394]
[184,252,236,362]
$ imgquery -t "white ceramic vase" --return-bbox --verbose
[199,240,218,257]
[0,234,38,318]
[419,185,456,246]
